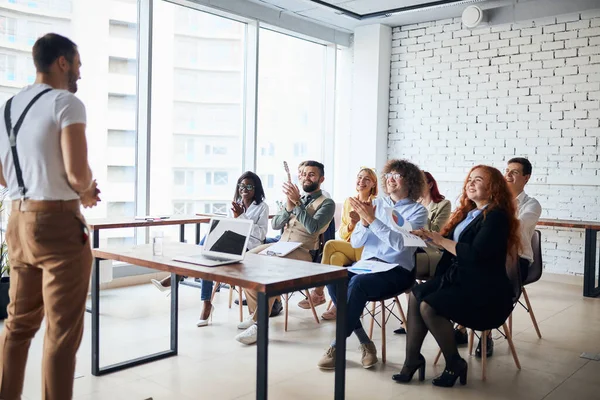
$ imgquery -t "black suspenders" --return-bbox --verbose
[3,88,52,198]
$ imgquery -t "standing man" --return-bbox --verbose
[0,33,100,400]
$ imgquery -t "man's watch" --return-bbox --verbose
[294,199,302,208]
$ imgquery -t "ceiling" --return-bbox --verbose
[244,0,600,33]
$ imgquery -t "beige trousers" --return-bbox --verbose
[0,202,92,400]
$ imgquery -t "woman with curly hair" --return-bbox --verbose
[317,159,428,370]
[393,165,520,388]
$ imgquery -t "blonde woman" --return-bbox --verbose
[301,168,378,320]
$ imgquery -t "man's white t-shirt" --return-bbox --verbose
[0,83,86,200]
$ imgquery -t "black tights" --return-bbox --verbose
[404,293,460,369]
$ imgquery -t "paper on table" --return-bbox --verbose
[384,207,427,247]
[348,259,400,275]
[259,241,302,257]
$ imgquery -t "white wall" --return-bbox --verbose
[388,10,600,276]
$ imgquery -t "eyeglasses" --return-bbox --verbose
[238,184,255,191]
[385,173,403,180]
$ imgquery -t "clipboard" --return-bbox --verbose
[259,241,302,257]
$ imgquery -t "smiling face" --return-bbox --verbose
[237,178,255,202]
[385,170,408,198]
[504,162,529,197]
[301,166,323,193]
[356,170,376,196]
[465,167,490,204]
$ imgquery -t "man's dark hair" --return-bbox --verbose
[32,33,78,74]
[508,157,532,176]
[303,160,325,177]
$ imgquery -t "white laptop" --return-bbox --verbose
[173,217,253,267]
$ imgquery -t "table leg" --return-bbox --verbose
[171,273,179,353]
[86,230,100,314]
[91,255,101,375]
[334,278,347,400]
[256,292,269,400]
[195,223,201,244]
[179,224,185,243]
[583,229,600,297]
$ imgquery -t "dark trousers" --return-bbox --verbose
[327,264,415,338]
[519,257,530,283]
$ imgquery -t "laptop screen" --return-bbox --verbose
[203,218,252,257]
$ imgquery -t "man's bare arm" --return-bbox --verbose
[60,123,93,193]
[0,162,6,187]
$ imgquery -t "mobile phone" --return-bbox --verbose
[283,161,291,183]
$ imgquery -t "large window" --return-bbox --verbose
[0,0,139,248]
[149,1,246,241]
[256,29,327,207]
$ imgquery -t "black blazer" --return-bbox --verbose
[435,208,511,284]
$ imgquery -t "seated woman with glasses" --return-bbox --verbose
[195,171,269,327]
[314,167,378,321]
[151,172,269,327]
[393,165,519,388]
[317,160,428,370]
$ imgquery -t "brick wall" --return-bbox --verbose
[388,10,600,275]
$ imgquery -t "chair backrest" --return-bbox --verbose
[505,253,522,305]
[523,230,543,286]
[313,218,336,263]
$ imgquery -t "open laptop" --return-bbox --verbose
[173,217,253,267]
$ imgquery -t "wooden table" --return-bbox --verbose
[91,242,349,400]
[537,218,600,297]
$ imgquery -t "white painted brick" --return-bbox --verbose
[589,91,600,100]
[470,42,489,52]
[454,29,472,38]
[511,53,532,63]
[511,70,532,79]
[543,58,566,68]
[409,28,427,37]
[508,104,529,114]
[564,74,588,84]
[543,23,566,33]
[552,102,574,111]
[529,103,551,112]
[509,36,531,46]
[560,145,583,155]
[573,137,597,146]
[555,48,578,58]
[418,35,435,44]
[542,41,564,51]
[592,36,600,46]
[555,66,579,76]
[531,33,555,44]
[565,110,588,119]
[564,92,588,101]
[531,86,552,95]
[566,38,589,47]
[498,80,519,90]
[532,51,554,61]
[587,74,600,83]
[554,30,578,41]
[577,119,599,128]
[426,25,444,35]
[491,56,511,65]
[567,20,590,30]
[579,46,600,56]
[459,52,478,60]
[541,111,564,120]
[478,49,498,58]
[499,46,519,56]
[460,35,479,45]
[576,100,600,110]
[470,58,490,68]
[519,112,540,121]
[579,27,600,37]
[519,95,541,104]
[489,39,510,49]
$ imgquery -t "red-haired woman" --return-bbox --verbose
[421,171,451,232]
[393,165,520,388]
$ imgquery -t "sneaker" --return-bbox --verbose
[475,335,494,358]
[270,298,283,317]
[234,298,248,306]
[237,315,256,330]
[298,290,326,309]
[235,324,258,345]
[317,346,336,370]
[321,306,337,320]
[360,342,378,369]
[454,328,468,346]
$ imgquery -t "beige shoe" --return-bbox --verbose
[317,346,336,370]
[298,290,326,309]
[321,306,337,320]
[360,342,378,369]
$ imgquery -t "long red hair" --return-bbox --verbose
[423,171,445,203]
[441,165,521,257]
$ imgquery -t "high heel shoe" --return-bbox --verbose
[196,305,215,327]
[392,354,426,383]
[150,278,170,292]
[432,356,468,387]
